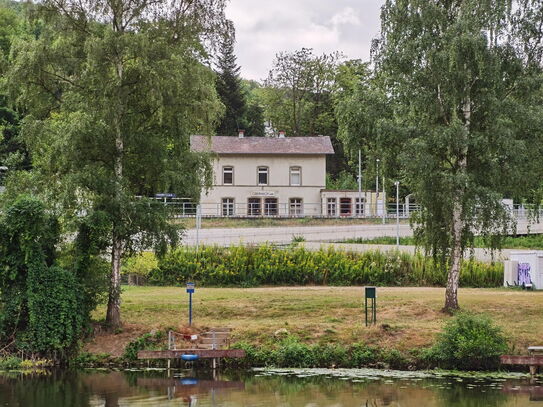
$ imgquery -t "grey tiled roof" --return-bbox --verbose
[190,135,334,155]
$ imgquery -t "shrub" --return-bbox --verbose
[426,312,508,370]
[274,337,315,367]
[123,331,165,361]
[123,252,158,285]
[148,245,503,288]
[0,356,22,370]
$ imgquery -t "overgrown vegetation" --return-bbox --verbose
[425,313,508,370]
[229,338,413,369]
[146,245,502,288]
[0,196,108,362]
[122,331,165,361]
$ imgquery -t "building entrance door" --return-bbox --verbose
[340,198,352,217]
[264,198,278,216]
[248,198,261,216]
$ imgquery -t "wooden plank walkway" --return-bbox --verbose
[137,349,245,360]
[501,355,543,376]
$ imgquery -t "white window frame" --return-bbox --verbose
[257,166,269,186]
[355,197,365,216]
[289,166,302,186]
[222,166,234,185]
[327,198,337,217]
[222,198,235,216]
[289,198,303,216]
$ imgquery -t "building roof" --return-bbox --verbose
[190,135,334,155]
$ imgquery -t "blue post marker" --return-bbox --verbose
[186,282,195,326]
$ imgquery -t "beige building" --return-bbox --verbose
[190,133,380,217]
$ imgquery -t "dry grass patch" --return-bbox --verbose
[88,286,543,355]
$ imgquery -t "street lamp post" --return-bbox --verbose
[375,159,380,217]
[394,181,400,248]
[358,150,362,218]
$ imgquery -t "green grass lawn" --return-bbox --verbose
[89,286,543,356]
[343,234,543,250]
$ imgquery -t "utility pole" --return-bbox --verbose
[195,204,202,250]
[375,158,380,217]
[395,181,400,248]
[358,150,362,217]
[382,176,386,225]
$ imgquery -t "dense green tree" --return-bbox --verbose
[366,0,543,311]
[215,21,247,136]
[261,48,348,176]
[0,196,106,359]
[0,3,29,174]
[7,0,226,328]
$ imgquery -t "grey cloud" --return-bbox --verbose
[226,0,384,80]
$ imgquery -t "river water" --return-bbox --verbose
[1,368,542,406]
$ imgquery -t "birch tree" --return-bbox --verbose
[370,0,543,311]
[7,0,226,328]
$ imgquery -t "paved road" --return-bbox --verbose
[183,218,543,247]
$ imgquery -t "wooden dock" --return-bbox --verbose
[137,349,246,360]
[501,354,543,376]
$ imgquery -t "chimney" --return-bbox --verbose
[278,131,286,138]
[238,130,245,138]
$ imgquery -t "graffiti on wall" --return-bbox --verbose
[518,263,532,286]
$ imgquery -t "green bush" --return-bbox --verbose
[426,312,508,370]
[0,356,22,370]
[123,331,165,361]
[123,252,158,280]
[229,339,409,369]
[148,245,502,288]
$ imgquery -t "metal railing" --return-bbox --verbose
[150,197,421,219]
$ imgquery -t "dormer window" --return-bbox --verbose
[257,167,268,185]
[223,166,233,185]
[290,166,301,186]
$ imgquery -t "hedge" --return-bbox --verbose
[146,245,503,287]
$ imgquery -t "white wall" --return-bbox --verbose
[200,154,326,216]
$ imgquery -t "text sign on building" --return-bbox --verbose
[251,191,277,197]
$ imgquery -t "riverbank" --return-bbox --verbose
[84,286,542,362]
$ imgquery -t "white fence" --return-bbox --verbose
[154,198,421,219]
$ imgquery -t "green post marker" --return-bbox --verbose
[365,286,377,326]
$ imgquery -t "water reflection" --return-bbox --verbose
[0,368,541,406]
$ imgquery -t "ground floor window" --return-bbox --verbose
[222,198,234,216]
[327,198,337,216]
[248,198,261,216]
[289,198,303,216]
[355,197,365,216]
[264,198,278,216]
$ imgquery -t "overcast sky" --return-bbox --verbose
[225,0,384,81]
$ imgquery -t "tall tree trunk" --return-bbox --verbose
[106,232,123,328]
[106,54,124,329]
[444,95,470,312]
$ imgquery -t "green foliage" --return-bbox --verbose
[230,339,411,369]
[426,313,508,370]
[363,0,543,309]
[123,252,159,279]
[123,331,165,361]
[326,170,358,190]
[148,245,502,288]
[0,356,21,370]
[215,21,264,137]
[0,196,107,360]
[259,48,348,176]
